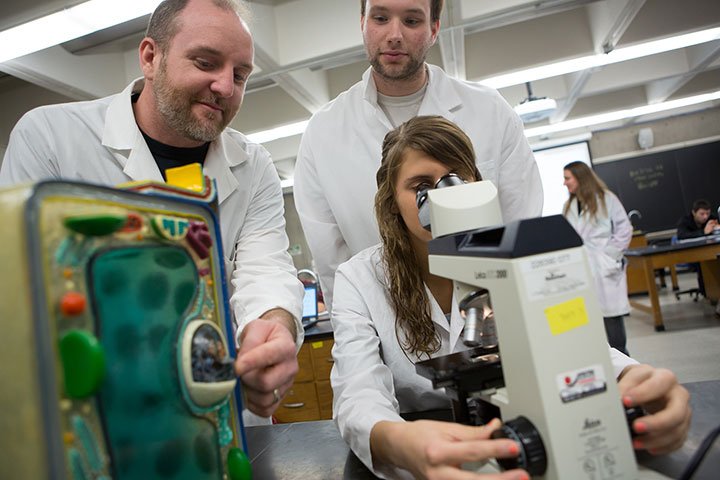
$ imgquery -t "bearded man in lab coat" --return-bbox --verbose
[294,0,543,307]
[0,0,304,421]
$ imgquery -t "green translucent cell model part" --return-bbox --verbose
[91,245,231,480]
[227,448,252,480]
[64,214,127,236]
[59,330,106,398]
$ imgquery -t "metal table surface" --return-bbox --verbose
[246,381,720,479]
[625,235,720,257]
[303,316,333,340]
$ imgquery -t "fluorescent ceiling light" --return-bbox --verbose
[530,132,592,151]
[249,91,720,145]
[481,26,720,90]
[0,0,161,64]
[246,120,309,144]
[246,28,720,145]
[524,90,720,138]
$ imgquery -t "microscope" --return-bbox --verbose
[415,177,639,479]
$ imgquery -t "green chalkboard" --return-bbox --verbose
[594,140,720,233]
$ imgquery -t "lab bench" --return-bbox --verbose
[249,380,720,479]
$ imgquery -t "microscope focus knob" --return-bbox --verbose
[491,416,547,476]
[625,405,648,437]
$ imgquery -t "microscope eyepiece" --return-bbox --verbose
[434,173,466,189]
[417,189,432,231]
[416,173,468,231]
[416,188,430,209]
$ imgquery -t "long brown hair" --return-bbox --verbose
[563,161,608,221]
[375,116,481,359]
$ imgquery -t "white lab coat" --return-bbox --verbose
[0,79,304,349]
[331,245,636,480]
[294,64,543,308]
[564,192,633,317]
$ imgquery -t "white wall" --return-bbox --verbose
[273,0,360,65]
[0,77,74,151]
[590,106,720,160]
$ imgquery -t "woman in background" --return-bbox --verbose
[563,161,633,355]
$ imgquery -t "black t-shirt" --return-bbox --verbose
[140,129,209,180]
[132,93,209,180]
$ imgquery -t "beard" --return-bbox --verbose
[152,60,235,143]
[367,47,427,82]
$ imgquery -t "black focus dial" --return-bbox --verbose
[491,416,547,476]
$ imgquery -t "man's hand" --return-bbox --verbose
[618,364,691,454]
[704,219,718,235]
[370,418,529,480]
[234,309,299,417]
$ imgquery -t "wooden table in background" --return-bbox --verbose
[626,235,720,330]
[627,233,650,294]
[627,233,679,294]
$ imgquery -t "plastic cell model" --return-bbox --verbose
[0,178,251,480]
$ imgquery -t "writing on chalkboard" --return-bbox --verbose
[594,140,720,233]
[629,164,664,190]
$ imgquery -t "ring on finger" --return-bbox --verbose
[272,388,280,404]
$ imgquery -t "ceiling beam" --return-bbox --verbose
[587,0,647,54]
[253,45,329,114]
[248,0,601,90]
[462,0,600,35]
[646,40,720,104]
[0,45,129,100]
[248,46,365,90]
[438,28,466,81]
[550,68,595,122]
[438,0,466,80]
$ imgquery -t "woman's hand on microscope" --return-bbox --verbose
[618,363,691,454]
[370,418,529,480]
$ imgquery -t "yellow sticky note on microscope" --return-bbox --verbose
[545,297,589,335]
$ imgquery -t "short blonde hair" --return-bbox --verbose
[146,0,251,50]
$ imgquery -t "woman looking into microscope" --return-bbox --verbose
[329,116,690,480]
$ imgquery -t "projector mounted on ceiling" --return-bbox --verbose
[514,82,557,124]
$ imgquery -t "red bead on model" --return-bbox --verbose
[61,292,86,316]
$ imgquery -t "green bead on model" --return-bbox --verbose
[227,448,252,480]
[59,330,106,398]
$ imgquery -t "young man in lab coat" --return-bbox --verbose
[293,0,544,307]
[0,0,303,421]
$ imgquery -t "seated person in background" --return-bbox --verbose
[677,199,718,239]
[330,116,691,480]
